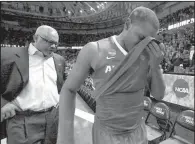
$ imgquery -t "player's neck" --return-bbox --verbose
[115,34,133,53]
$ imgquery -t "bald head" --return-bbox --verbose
[35,25,59,44]
[127,6,160,30]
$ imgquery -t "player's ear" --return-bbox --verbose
[124,18,132,30]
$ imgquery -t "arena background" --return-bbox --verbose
[1,1,194,144]
[150,74,194,110]
[162,74,194,109]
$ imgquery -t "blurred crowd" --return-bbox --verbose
[1,4,194,80]
[56,49,95,91]
[2,5,194,47]
[1,27,120,47]
[158,26,194,73]
[59,31,121,46]
[56,49,79,73]
[1,27,33,47]
[160,5,194,28]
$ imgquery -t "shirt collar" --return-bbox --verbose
[28,43,54,59]
[28,43,39,55]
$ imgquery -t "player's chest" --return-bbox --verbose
[94,49,149,76]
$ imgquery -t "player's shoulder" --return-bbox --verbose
[97,37,112,53]
[82,37,111,53]
[80,41,99,56]
[97,37,111,51]
[98,37,110,44]
[79,37,112,61]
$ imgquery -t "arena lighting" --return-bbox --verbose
[57,46,70,49]
[190,50,194,60]
[72,46,83,49]
[168,18,194,30]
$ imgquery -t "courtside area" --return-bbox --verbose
[1,94,94,144]
[1,93,194,144]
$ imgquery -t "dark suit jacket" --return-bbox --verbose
[1,46,66,107]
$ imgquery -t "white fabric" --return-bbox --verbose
[190,50,194,60]
[15,43,59,111]
[112,35,151,66]
[112,35,128,56]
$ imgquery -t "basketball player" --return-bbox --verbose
[57,6,165,144]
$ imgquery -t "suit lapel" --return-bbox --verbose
[52,53,62,78]
[14,47,29,85]
[52,53,63,93]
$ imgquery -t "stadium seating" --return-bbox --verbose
[159,110,194,144]
[145,102,173,143]
[160,5,194,29]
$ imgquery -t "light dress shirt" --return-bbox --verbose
[14,43,59,111]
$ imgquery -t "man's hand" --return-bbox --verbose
[1,102,19,122]
[146,41,165,69]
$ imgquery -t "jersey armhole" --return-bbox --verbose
[91,41,101,72]
[146,64,151,89]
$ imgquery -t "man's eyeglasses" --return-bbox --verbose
[39,35,58,49]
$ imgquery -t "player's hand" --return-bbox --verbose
[1,102,18,122]
[146,41,165,69]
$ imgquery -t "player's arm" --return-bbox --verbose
[146,42,166,100]
[147,66,165,100]
[57,42,98,144]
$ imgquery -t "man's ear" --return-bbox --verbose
[33,35,37,43]
[125,18,131,30]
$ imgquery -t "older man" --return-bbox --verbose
[1,25,66,144]
[58,6,165,144]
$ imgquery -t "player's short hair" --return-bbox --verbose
[127,6,160,30]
